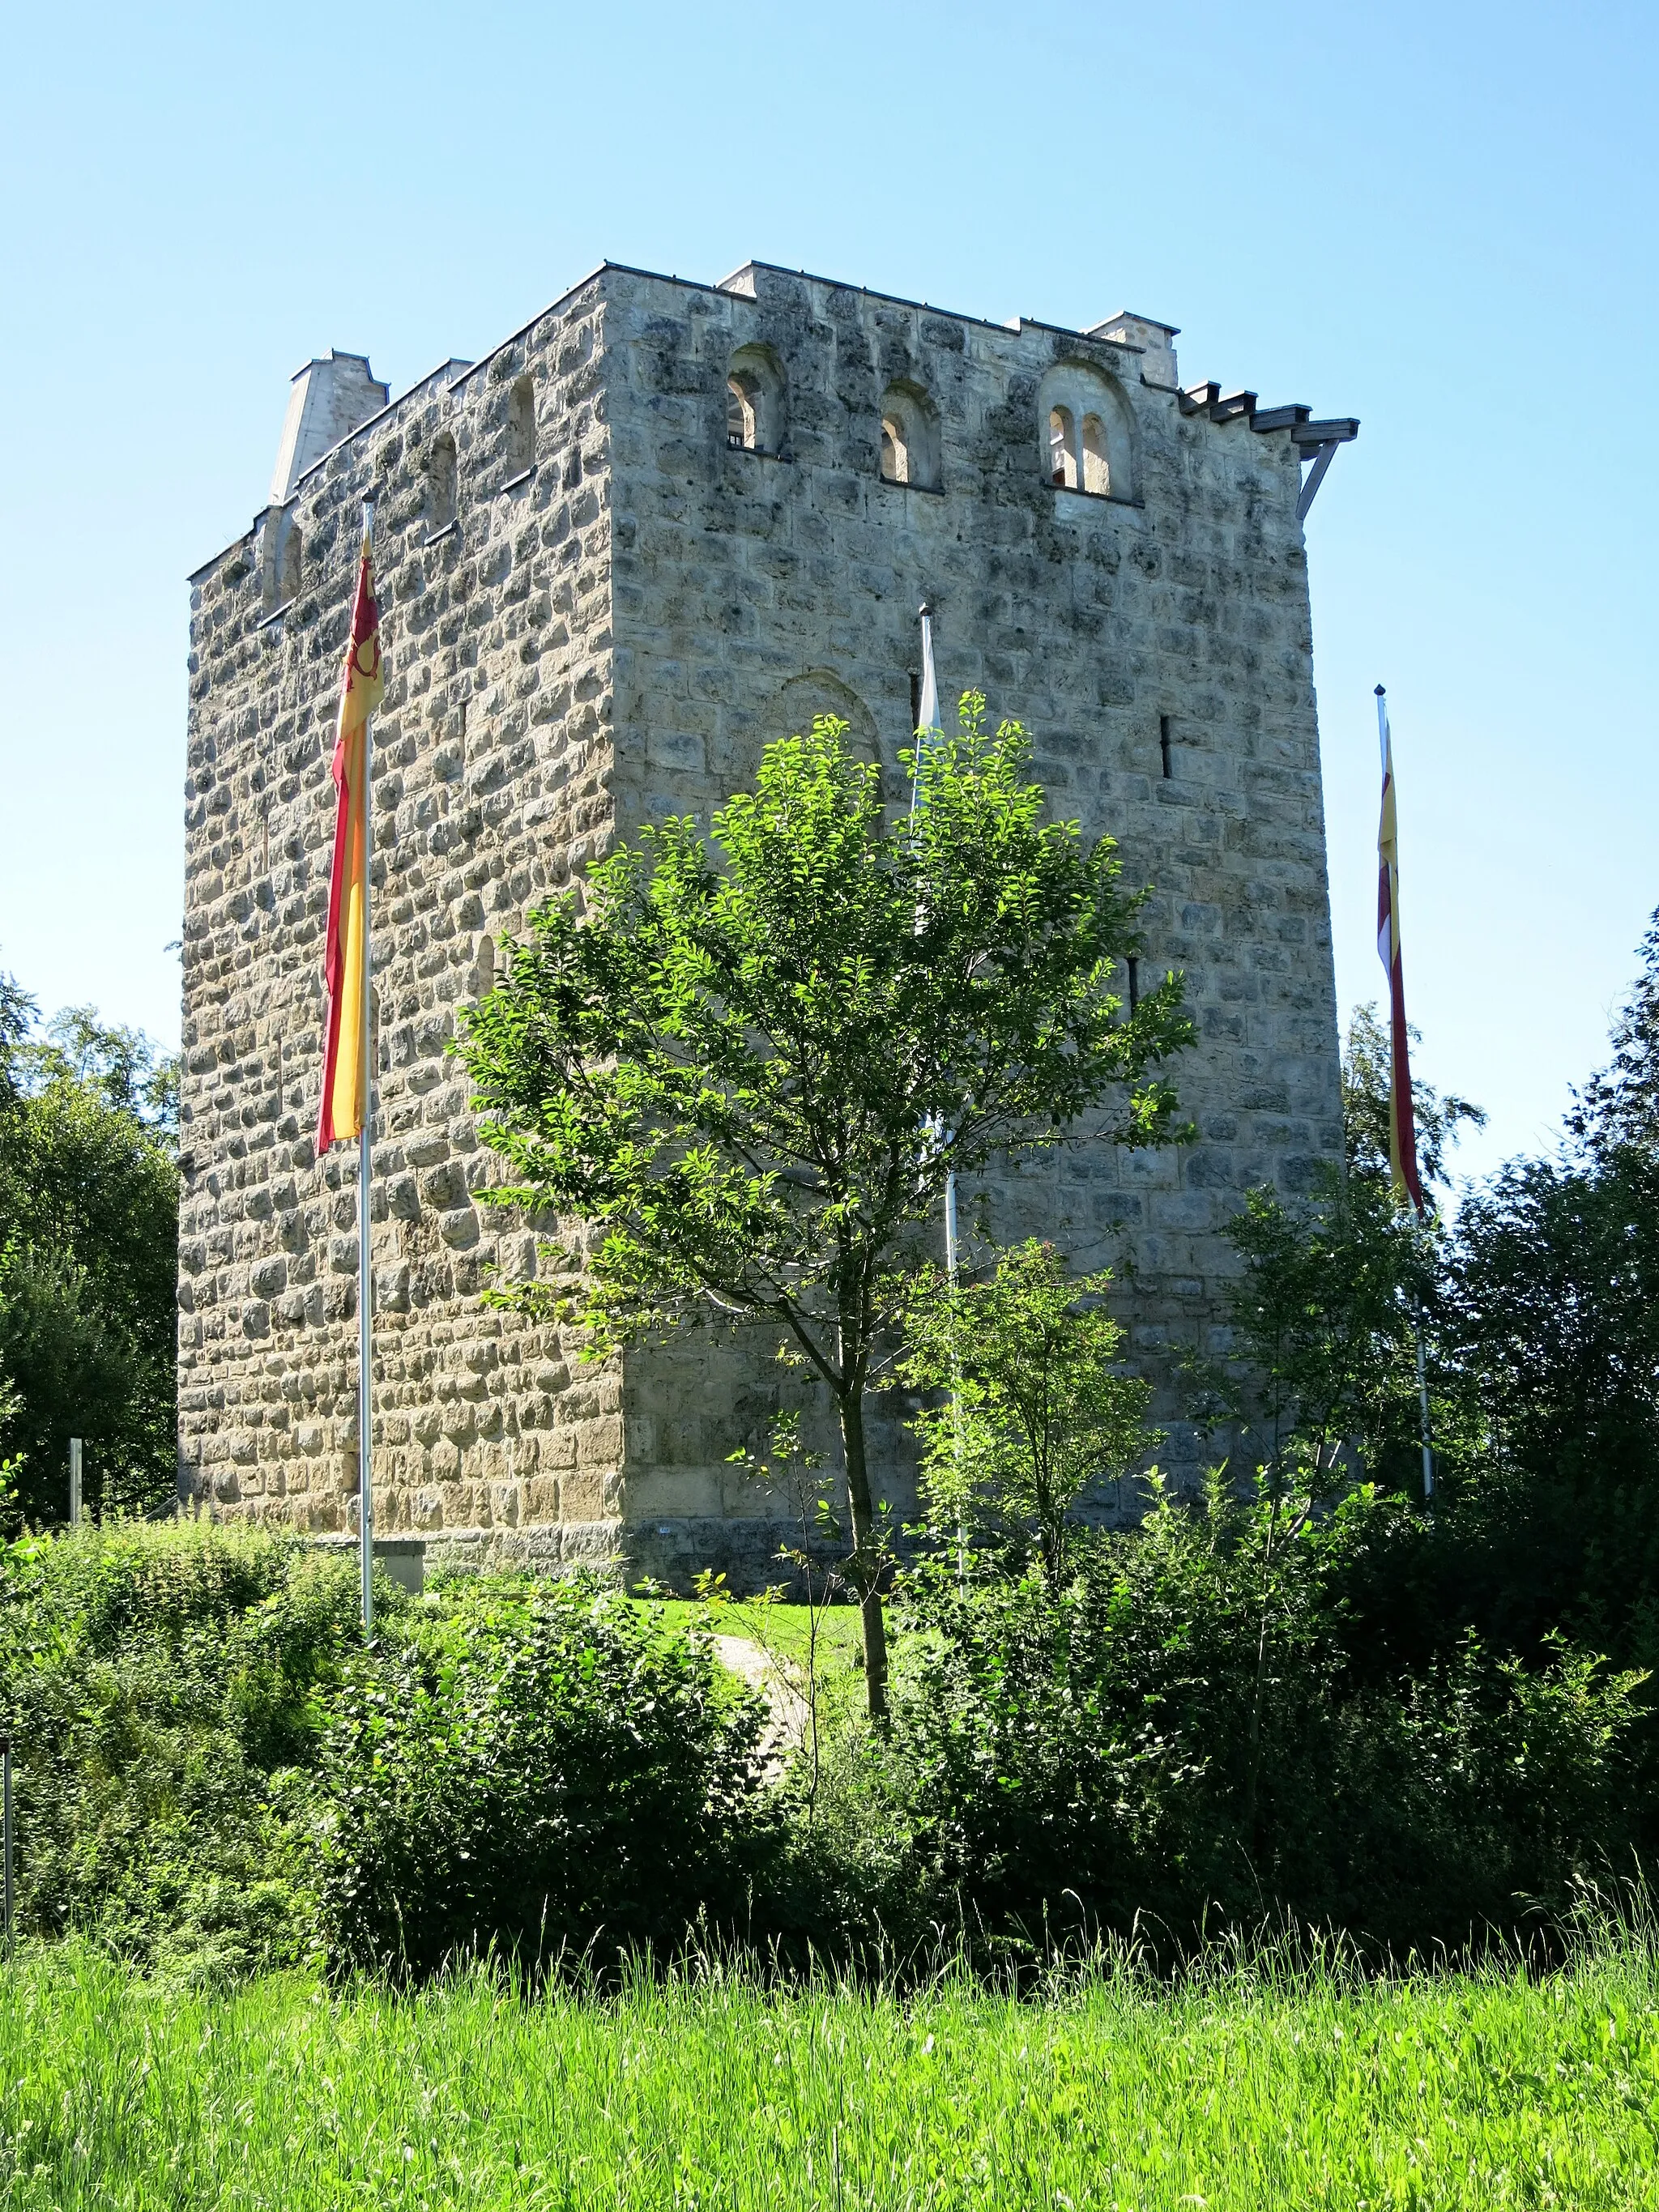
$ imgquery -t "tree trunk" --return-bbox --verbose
[1035,1464,1064,1589]
[1242,1489,1282,1843]
[836,1383,889,1723]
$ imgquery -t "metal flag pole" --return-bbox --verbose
[1377,684,1435,1507]
[912,603,965,1578]
[359,498,377,1640]
[913,603,957,1285]
[2,1728,12,1950]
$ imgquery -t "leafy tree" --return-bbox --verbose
[1341,1002,1484,1191]
[1254,926,1659,1728]
[1569,904,1659,1163]
[18,1005,181,1137]
[900,1238,1153,1586]
[0,965,179,1523]
[889,1475,1647,1954]
[0,972,37,1100]
[460,704,1192,1718]
[1436,965,1659,1670]
[1206,1004,1486,1495]
[1222,1170,1436,1488]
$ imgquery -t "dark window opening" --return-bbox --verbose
[1128,957,1140,1012]
[1159,714,1172,778]
[726,351,784,454]
[909,669,921,731]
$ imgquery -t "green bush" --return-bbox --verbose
[0,1521,371,1980]
[1,1513,1648,1984]
[316,1574,778,1981]
[886,1479,1648,1957]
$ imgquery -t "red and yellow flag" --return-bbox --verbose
[317,535,385,1152]
[1375,688,1424,1215]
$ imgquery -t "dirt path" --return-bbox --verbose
[712,1633,812,1756]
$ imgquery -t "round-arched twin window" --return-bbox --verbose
[1038,364,1136,501]
[879,380,941,490]
[726,345,787,455]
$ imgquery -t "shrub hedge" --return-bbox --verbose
[0,1513,1647,1982]
[317,1574,778,1980]
[885,1481,1648,1957]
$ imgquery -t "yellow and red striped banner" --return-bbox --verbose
[317,536,384,1152]
[1375,689,1424,1215]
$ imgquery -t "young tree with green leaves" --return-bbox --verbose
[901,1238,1152,1587]
[459,701,1192,1719]
[1221,1168,1449,1511]
[1214,1005,1481,1494]
[1340,1003,1483,1191]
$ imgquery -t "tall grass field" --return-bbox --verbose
[2,1937,1656,2209]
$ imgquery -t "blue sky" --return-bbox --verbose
[1,0,1652,1182]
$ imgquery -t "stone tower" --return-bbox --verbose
[178,259,1356,1579]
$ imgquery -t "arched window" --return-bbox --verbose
[507,376,535,476]
[881,415,906,483]
[1038,365,1137,501]
[772,670,884,784]
[1081,414,1110,496]
[1048,406,1078,489]
[426,432,458,534]
[727,373,758,450]
[725,344,786,455]
[878,380,941,490]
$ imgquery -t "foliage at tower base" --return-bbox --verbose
[887,1477,1644,1959]
[1305,953,1659,1707]
[900,1238,1151,1586]
[460,704,1192,1720]
[0,972,180,1526]
[872,997,1645,1954]
[1428,913,1659,1691]
[1168,948,1659,1875]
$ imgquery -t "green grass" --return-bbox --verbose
[2,1940,1657,2208]
[633,1597,866,1673]
[633,1597,870,1730]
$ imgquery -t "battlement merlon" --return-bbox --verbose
[268,352,389,508]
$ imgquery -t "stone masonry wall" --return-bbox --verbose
[179,278,625,1563]
[180,258,1345,1585]
[603,264,1343,1579]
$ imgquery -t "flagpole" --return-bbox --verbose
[915,603,958,1290]
[1377,684,1435,1507]
[359,497,377,1639]
[913,603,965,1577]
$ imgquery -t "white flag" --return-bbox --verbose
[912,604,940,815]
